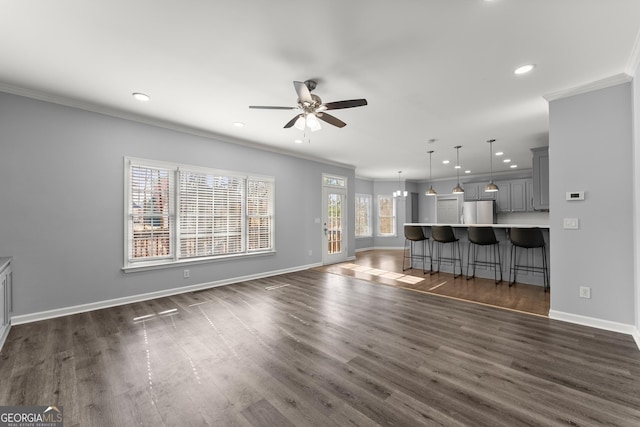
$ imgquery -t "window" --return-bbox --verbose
[323,175,346,187]
[377,194,396,236]
[355,194,372,237]
[125,158,274,269]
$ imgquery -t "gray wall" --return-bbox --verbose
[0,92,355,316]
[354,177,415,250]
[548,82,635,325]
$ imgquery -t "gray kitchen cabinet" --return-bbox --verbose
[510,179,527,212]
[495,180,510,212]
[531,146,549,210]
[463,183,479,201]
[463,183,497,201]
[526,178,535,211]
[496,179,528,212]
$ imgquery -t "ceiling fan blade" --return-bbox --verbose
[317,112,346,128]
[249,105,297,110]
[323,99,368,110]
[293,81,313,104]
[284,115,302,128]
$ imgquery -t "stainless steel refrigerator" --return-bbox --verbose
[463,201,496,224]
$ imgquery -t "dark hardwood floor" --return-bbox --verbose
[1,269,639,426]
[316,249,550,316]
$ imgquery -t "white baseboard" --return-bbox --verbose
[11,262,322,326]
[549,310,640,350]
[355,247,373,253]
[356,246,403,252]
[633,326,640,350]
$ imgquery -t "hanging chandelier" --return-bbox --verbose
[393,171,407,199]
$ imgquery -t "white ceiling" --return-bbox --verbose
[1,1,639,181]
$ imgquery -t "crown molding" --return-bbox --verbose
[0,83,356,171]
[625,27,640,76]
[543,73,632,102]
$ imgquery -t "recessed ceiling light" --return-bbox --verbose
[442,160,450,164]
[503,159,511,163]
[132,92,150,102]
[514,64,535,75]
[454,165,461,169]
[510,164,518,168]
[294,139,302,144]
[465,170,471,174]
[495,151,504,156]
[233,122,244,128]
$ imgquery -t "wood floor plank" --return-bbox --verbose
[240,398,296,427]
[315,249,550,316]
[1,262,638,426]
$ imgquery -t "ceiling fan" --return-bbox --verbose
[249,80,368,131]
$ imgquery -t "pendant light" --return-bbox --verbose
[452,145,464,194]
[425,150,437,196]
[485,139,499,192]
[393,171,408,199]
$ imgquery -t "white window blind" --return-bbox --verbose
[128,165,175,261]
[247,178,273,251]
[212,175,244,255]
[125,158,275,269]
[179,171,215,258]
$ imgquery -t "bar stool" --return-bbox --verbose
[509,227,549,292]
[466,226,502,284]
[430,225,463,278]
[402,225,432,273]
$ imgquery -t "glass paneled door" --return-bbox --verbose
[322,187,347,265]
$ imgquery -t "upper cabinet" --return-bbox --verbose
[463,184,479,201]
[495,179,529,213]
[531,146,550,211]
[463,183,497,201]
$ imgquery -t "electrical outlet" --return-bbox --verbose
[308,250,312,256]
[579,286,591,299]
[183,269,190,279]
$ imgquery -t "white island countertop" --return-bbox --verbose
[405,223,550,229]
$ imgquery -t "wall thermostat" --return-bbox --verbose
[566,191,585,201]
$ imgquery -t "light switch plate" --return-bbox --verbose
[563,218,579,229]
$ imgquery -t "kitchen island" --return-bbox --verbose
[404,223,550,287]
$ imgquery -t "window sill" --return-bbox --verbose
[122,250,276,273]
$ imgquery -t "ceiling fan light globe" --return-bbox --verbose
[306,114,322,132]
[294,116,306,130]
